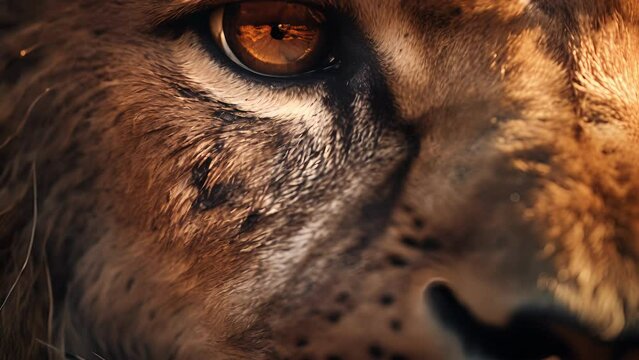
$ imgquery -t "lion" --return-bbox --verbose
[1,0,639,359]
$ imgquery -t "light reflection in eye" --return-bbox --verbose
[209,1,333,77]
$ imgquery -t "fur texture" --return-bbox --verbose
[1,0,639,359]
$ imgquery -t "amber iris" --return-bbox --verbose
[210,2,330,76]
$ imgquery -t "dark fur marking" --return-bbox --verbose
[213,141,225,152]
[451,7,463,17]
[400,236,442,252]
[421,237,443,251]
[92,28,107,36]
[170,83,214,103]
[573,123,584,141]
[412,218,425,229]
[191,158,212,188]
[194,183,231,211]
[335,291,350,304]
[191,158,237,211]
[326,311,342,324]
[368,345,385,359]
[321,16,397,153]
[390,319,403,333]
[239,212,261,233]
[214,110,243,123]
[387,254,409,268]
[125,277,135,292]
[212,109,261,124]
[390,354,409,360]
[400,236,419,248]
[326,355,343,360]
[379,294,395,306]
[295,337,309,348]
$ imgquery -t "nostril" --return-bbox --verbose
[425,283,570,359]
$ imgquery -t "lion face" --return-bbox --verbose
[2,0,639,359]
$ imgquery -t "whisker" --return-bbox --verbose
[44,252,54,359]
[92,352,107,360]
[0,161,38,312]
[0,87,53,150]
[36,339,88,360]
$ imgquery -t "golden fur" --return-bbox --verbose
[1,0,639,359]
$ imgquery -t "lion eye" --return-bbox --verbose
[209,1,334,77]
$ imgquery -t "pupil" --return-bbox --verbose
[270,24,286,40]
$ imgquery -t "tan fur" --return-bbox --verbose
[1,0,639,359]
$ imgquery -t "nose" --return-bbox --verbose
[425,283,639,360]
